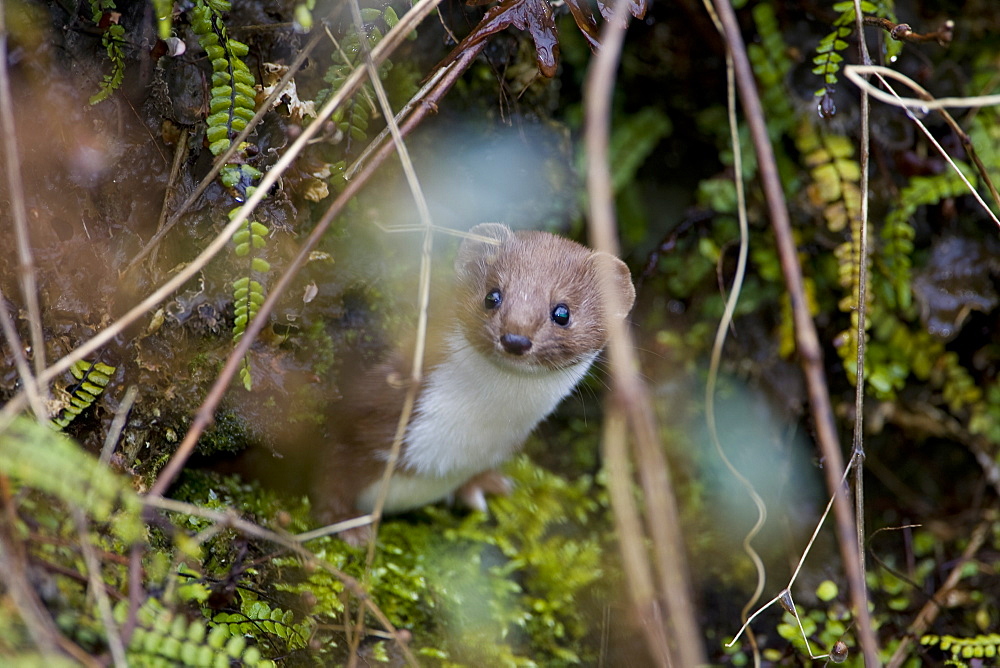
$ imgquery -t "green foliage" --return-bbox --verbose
[319,5,403,189]
[152,0,173,40]
[0,415,143,544]
[607,107,672,195]
[88,1,126,105]
[877,168,972,312]
[921,633,1000,663]
[274,456,609,664]
[192,0,256,160]
[116,598,277,667]
[90,0,125,104]
[50,359,116,429]
[747,2,795,137]
[191,0,269,390]
[212,597,309,653]
[293,0,316,33]
[231,216,271,390]
[812,1,902,114]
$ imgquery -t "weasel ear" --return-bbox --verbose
[592,252,636,320]
[456,223,514,277]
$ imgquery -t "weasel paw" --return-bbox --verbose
[456,470,513,512]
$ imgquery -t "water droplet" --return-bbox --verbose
[818,93,837,119]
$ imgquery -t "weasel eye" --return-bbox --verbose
[551,303,570,326]
[484,289,503,310]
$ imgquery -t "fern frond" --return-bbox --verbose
[747,2,795,136]
[192,2,256,157]
[231,214,271,391]
[320,7,400,157]
[921,633,1000,663]
[878,169,972,311]
[192,0,271,390]
[1,416,143,543]
[115,598,278,667]
[212,598,308,650]
[89,1,126,105]
[51,359,117,429]
[813,0,895,115]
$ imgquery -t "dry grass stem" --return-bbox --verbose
[585,1,704,665]
[699,1,765,662]
[0,11,47,406]
[845,64,1000,223]
[711,0,878,661]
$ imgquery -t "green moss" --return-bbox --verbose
[263,456,611,664]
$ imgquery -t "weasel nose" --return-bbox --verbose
[500,333,532,355]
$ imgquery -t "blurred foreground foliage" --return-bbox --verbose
[1,0,1000,665]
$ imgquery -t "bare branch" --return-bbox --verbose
[862,16,954,46]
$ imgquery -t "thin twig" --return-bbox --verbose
[100,385,138,466]
[710,0,878,662]
[0,7,48,397]
[153,130,189,237]
[0,290,46,420]
[862,16,953,46]
[849,2,874,659]
[344,1,439,662]
[346,0,436,559]
[843,65,1000,110]
[700,0,764,662]
[844,64,1000,218]
[585,1,704,665]
[885,517,991,668]
[73,510,128,667]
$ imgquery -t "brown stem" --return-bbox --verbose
[711,0,880,662]
[585,1,704,665]
[0,10,48,398]
[885,517,990,668]
[0,479,100,666]
[862,16,954,46]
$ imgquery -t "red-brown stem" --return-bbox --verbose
[710,0,879,663]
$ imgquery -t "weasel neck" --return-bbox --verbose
[402,329,597,479]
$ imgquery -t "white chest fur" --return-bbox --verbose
[356,331,596,514]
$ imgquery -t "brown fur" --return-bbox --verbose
[311,224,635,537]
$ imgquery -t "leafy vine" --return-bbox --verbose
[89,1,126,105]
[191,0,269,390]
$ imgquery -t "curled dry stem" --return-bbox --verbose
[700,0,764,662]
[844,64,1000,218]
[711,0,879,661]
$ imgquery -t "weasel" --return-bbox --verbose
[313,223,635,538]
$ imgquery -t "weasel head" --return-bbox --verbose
[453,223,636,373]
